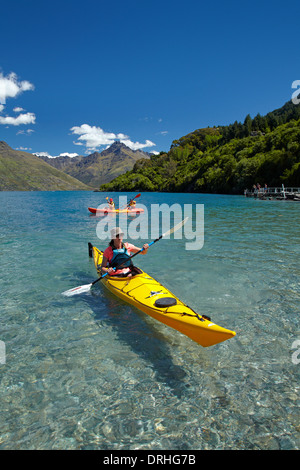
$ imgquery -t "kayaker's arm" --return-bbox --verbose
[130,243,149,255]
[100,256,114,274]
[141,243,149,254]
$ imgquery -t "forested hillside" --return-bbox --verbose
[99,98,300,193]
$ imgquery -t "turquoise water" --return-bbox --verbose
[0,191,299,450]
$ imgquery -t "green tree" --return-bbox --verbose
[244,114,252,136]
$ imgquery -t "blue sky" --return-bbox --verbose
[0,0,299,157]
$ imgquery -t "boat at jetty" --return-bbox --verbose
[244,185,300,201]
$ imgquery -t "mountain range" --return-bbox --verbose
[0,141,151,191]
[37,142,151,188]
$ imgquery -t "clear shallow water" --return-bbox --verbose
[0,191,299,450]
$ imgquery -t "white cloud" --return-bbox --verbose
[0,73,35,127]
[71,124,121,151]
[16,128,34,135]
[121,139,156,151]
[13,106,24,113]
[0,72,34,104]
[59,152,79,158]
[0,112,36,126]
[70,124,156,153]
[33,152,51,158]
[33,151,79,159]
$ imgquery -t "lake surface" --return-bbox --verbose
[0,191,299,450]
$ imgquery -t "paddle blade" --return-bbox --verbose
[162,217,189,238]
[124,193,141,209]
[62,283,92,297]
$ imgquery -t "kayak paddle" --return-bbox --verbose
[120,193,141,210]
[61,217,188,297]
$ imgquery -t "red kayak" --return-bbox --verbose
[88,207,144,215]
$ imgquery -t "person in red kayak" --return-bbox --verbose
[128,199,136,210]
[100,227,149,277]
[107,198,115,210]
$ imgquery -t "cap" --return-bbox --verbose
[110,227,124,239]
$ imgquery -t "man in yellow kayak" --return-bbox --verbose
[100,227,149,277]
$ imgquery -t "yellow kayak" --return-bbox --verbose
[92,245,236,347]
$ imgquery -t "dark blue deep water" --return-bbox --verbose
[0,191,299,449]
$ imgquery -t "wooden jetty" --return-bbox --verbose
[244,185,300,201]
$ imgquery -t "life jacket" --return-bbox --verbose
[109,244,133,269]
